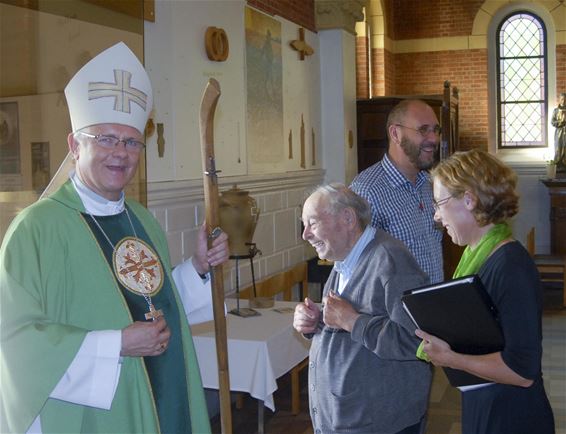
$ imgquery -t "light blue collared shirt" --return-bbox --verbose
[333,226,376,295]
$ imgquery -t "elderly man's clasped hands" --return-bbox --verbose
[294,291,360,334]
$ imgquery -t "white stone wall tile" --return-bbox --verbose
[167,231,183,266]
[274,209,296,251]
[255,195,265,218]
[167,206,194,232]
[287,188,306,207]
[288,245,305,267]
[183,228,199,262]
[262,192,283,212]
[195,203,205,226]
[249,257,264,283]
[152,208,167,231]
[264,252,285,277]
[253,213,275,256]
[231,259,253,291]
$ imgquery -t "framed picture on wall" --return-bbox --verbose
[0,101,21,175]
[245,7,284,169]
[31,141,50,193]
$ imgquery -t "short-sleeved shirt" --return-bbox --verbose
[350,154,444,283]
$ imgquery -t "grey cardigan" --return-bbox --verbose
[308,230,432,434]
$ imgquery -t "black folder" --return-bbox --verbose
[402,275,504,387]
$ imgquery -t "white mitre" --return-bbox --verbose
[64,42,153,134]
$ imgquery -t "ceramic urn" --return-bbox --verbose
[219,184,260,257]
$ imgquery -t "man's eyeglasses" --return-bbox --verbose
[432,195,453,211]
[76,131,146,152]
[395,124,442,137]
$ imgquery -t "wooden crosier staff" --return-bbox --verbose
[199,77,232,434]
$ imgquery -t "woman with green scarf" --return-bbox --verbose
[415,149,554,434]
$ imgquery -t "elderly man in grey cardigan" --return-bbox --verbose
[294,184,432,434]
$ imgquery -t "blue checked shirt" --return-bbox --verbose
[350,154,444,283]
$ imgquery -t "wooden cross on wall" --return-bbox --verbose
[290,28,314,60]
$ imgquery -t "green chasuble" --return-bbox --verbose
[83,210,192,433]
[0,180,211,434]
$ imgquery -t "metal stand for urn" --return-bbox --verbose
[229,243,262,317]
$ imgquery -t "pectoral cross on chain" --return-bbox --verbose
[145,303,164,321]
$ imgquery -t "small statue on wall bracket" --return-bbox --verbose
[551,92,566,174]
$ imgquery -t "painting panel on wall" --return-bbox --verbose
[245,7,284,166]
[0,102,20,175]
[31,141,50,193]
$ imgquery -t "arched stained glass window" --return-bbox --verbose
[497,12,547,148]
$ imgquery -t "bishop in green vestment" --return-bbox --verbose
[0,42,229,434]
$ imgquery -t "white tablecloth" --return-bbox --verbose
[191,299,310,411]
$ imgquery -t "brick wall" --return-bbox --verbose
[247,0,315,32]
[557,44,566,95]
[356,35,369,98]
[387,0,484,40]
[393,49,489,151]
[383,49,396,96]
[369,47,384,97]
[366,48,395,97]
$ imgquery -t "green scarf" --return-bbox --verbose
[453,222,513,278]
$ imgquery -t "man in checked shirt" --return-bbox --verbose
[350,99,444,284]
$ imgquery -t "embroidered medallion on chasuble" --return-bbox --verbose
[83,208,193,433]
[114,237,164,320]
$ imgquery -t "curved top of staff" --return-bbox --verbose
[200,78,221,162]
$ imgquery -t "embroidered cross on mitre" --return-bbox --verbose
[88,69,147,114]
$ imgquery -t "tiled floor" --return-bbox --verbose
[212,287,566,434]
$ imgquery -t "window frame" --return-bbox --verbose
[495,11,548,150]
[487,2,557,163]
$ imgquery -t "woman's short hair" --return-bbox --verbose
[430,148,519,226]
[310,183,372,229]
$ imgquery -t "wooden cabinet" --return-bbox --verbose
[542,179,566,255]
[356,81,459,172]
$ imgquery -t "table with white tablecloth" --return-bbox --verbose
[191,299,310,421]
